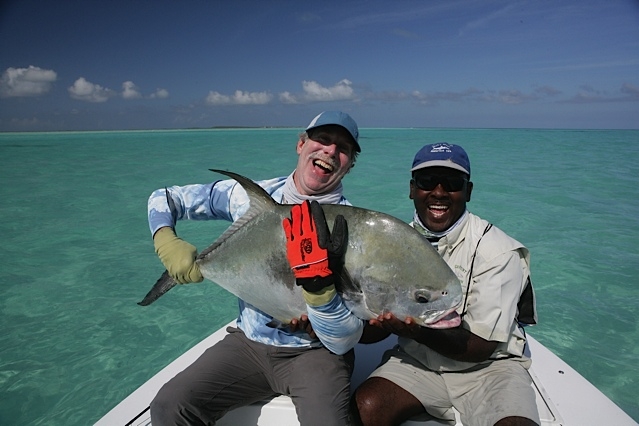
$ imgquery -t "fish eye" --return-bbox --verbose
[413,290,432,304]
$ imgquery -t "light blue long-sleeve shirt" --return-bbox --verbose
[148,176,363,354]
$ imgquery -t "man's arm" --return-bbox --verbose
[305,291,364,354]
[147,180,232,283]
[148,181,233,235]
[282,201,364,354]
[370,313,498,363]
[359,322,391,344]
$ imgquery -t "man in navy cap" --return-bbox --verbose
[353,143,539,426]
[148,111,364,425]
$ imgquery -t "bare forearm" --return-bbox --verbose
[359,323,391,344]
[370,314,498,363]
[412,326,497,362]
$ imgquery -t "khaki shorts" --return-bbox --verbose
[369,346,540,426]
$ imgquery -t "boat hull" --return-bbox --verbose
[95,321,637,426]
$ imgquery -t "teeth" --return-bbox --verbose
[314,159,334,172]
[429,205,447,210]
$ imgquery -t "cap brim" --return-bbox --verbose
[411,160,469,175]
[307,123,360,152]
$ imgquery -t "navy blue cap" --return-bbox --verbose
[306,111,360,152]
[411,143,471,176]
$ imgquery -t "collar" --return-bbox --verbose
[411,209,469,243]
[281,171,344,205]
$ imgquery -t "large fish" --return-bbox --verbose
[139,169,463,328]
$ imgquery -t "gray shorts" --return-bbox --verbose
[369,346,540,426]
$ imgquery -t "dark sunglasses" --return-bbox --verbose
[411,175,468,192]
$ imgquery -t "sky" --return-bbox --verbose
[1,0,638,132]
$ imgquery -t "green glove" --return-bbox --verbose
[153,227,203,284]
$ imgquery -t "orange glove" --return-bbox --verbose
[282,200,348,292]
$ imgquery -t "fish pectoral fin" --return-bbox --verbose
[265,319,290,328]
[334,267,361,295]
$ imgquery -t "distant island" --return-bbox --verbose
[205,126,297,129]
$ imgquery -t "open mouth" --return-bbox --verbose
[428,204,449,218]
[313,159,335,173]
[422,309,461,329]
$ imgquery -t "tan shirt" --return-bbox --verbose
[400,212,536,372]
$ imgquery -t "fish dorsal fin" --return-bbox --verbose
[210,168,279,212]
[165,188,179,226]
[198,169,278,260]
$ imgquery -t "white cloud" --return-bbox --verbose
[233,90,272,104]
[10,117,40,126]
[620,83,639,99]
[68,77,114,102]
[280,79,356,104]
[302,79,354,101]
[496,89,530,105]
[279,91,298,104]
[122,81,142,99]
[150,88,169,99]
[122,82,169,99]
[561,83,639,104]
[205,90,272,105]
[205,91,230,104]
[534,86,562,96]
[0,66,57,97]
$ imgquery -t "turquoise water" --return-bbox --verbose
[0,128,638,425]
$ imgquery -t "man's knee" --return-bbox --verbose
[294,387,352,426]
[149,384,179,424]
[352,381,386,423]
[150,381,199,425]
[494,416,539,426]
[352,377,426,426]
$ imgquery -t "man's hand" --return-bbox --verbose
[153,227,203,284]
[282,200,331,280]
[369,312,422,340]
[371,312,498,362]
[288,314,317,339]
[282,200,347,291]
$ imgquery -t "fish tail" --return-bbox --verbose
[138,270,178,306]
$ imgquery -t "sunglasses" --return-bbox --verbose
[411,175,468,192]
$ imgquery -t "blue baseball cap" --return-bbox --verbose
[411,143,471,176]
[306,111,361,152]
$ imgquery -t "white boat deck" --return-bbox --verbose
[96,321,637,426]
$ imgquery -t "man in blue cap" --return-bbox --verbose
[353,143,539,426]
[148,111,364,425]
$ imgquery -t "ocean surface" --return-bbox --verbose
[0,128,637,425]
